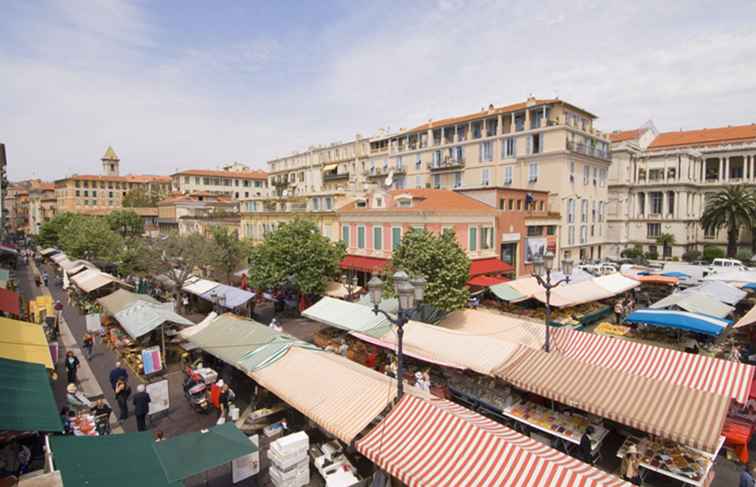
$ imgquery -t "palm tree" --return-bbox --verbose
[701,185,756,258]
[656,233,675,259]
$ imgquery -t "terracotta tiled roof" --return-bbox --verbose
[609,128,643,143]
[649,124,756,150]
[340,189,496,213]
[158,193,234,206]
[59,174,171,183]
[172,168,268,179]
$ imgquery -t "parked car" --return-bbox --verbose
[709,258,747,272]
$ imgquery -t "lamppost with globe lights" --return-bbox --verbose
[531,252,573,352]
[367,270,427,399]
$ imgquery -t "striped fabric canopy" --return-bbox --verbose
[357,395,628,487]
[494,347,729,453]
[551,328,754,403]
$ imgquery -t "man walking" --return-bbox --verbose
[132,384,151,431]
[64,351,80,384]
[82,333,94,359]
[109,362,128,391]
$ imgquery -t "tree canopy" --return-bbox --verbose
[247,219,345,295]
[38,212,84,248]
[209,226,250,284]
[58,216,124,262]
[106,210,144,238]
[122,187,161,207]
[701,185,756,257]
[390,228,470,312]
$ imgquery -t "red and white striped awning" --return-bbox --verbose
[551,328,754,403]
[357,395,629,487]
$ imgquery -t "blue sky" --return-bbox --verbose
[2,0,755,180]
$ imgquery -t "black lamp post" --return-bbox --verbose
[531,252,573,352]
[367,271,427,399]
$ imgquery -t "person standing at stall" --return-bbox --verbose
[114,378,130,421]
[64,351,79,384]
[614,300,624,324]
[740,464,755,487]
[109,362,128,391]
[621,445,642,485]
[82,333,94,360]
[132,384,151,431]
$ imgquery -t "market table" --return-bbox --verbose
[502,400,608,454]
[616,435,724,487]
[722,417,751,464]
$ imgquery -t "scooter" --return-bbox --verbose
[183,374,209,413]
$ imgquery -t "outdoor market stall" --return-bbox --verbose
[694,280,748,306]
[200,283,255,312]
[623,309,730,337]
[0,358,61,434]
[0,288,20,319]
[650,290,734,319]
[0,317,54,369]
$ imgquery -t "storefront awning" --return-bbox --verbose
[115,302,194,340]
[551,327,754,403]
[182,278,219,296]
[0,287,20,316]
[469,257,513,276]
[250,347,399,443]
[302,296,391,337]
[0,358,62,433]
[488,282,527,302]
[357,395,629,487]
[624,309,730,336]
[466,275,507,287]
[340,255,390,273]
[154,424,256,483]
[650,290,734,319]
[322,163,338,172]
[200,283,254,309]
[0,317,53,368]
[495,346,729,453]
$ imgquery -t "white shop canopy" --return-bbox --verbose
[182,279,219,296]
[650,290,734,319]
[115,301,194,339]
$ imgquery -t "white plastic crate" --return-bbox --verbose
[267,449,308,471]
[270,431,309,454]
[270,464,309,487]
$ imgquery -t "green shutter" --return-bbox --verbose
[374,227,382,250]
[469,227,477,251]
[358,226,365,248]
[392,227,401,250]
[342,225,349,245]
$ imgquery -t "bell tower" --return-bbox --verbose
[101,146,120,176]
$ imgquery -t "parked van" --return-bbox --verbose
[710,258,747,272]
[578,263,618,276]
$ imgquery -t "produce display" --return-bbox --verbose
[488,301,608,325]
[72,414,97,436]
[595,322,630,337]
[618,436,711,483]
[508,401,599,446]
[446,370,512,412]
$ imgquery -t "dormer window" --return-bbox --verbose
[396,197,412,208]
[374,197,383,208]
[356,198,367,208]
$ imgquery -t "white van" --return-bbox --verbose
[578,263,618,276]
[710,258,747,272]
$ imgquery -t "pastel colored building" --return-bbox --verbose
[171,166,268,200]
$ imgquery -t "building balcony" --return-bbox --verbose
[566,140,609,161]
[323,172,350,181]
[430,157,465,172]
[364,167,406,179]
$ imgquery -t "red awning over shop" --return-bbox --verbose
[340,255,390,273]
[466,275,508,287]
[469,257,513,276]
[0,288,20,316]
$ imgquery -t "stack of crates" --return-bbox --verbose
[267,431,309,487]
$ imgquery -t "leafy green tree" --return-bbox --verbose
[117,238,157,277]
[681,249,701,262]
[390,228,470,313]
[38,212,83,247]
[736,248,753,263]
[210,226,250,284]
[620,246,644,260]
[150,232,216,308]
[59,217,124,262]
[656,233,675,259]
[701,185,756,257]
[247,219,345,295]
[122,187,161,207]
[106,210,144,238]
[703,245,725,262]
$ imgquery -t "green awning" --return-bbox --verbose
[97,288,159,315]
[155,423,256,482]
[303,296,392,338]
[52,433,181,487]
[0,358,62,432]
[489,283,526,302]
[0,268,10,283]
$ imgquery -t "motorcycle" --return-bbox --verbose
[183,374,209,413]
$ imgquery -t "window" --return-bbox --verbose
[569,160,576,183]
[392,226,402,250]
[568,226,575,245]
[592,201,596,222]
[547,225,556,236]
[415,154,422,170]
[580,225,588,244]
[396,156,403,170]
[468,227,478,251]
[528,133,542,154]
[583,165,590,185]
[313,198,320,211]
[453,172,462,188]
[647,223,661,238]
[432,150,442,168]
[508,199,514,210]
[373,226,383,250]
[480,227,493,250]
[581,200,588,223]
[432,174,441,188]
[356,199,367,208]
[396,197,412,208]
[84,190,89,197]
[325,197,333,210]
[109,191,113,198]
[593,167,598,185]
[704,226,717,239]
[75,190,80,197]
[342,225,350,245]
[451,145,464,162]
[415,175,421,188]
[375,197,383,208]
[75,181,80,188]
[357,226,366,249]
[502,137,516,158]
[503,166,513,185]
[650,192,663,214]
[567,199,575,223]
[638,193,645,215]
[667,191,675,215]
[481,168,490,186]
[527,226,543,237]
[480,141,493,162]
[528,162,538,183]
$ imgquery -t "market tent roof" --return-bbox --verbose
[356,294,399,314]
[630,274,679,285]
[154,423,255,483]
[358,395,628,487]
[97,289,159,315]
[735,304,756,329]
[182,278,219,296]
[50,253,67,263]
[693,281,747,306]
[51,433,181,487]
[70,268,99,285]
[469,257,513,276]
[302,296,392,337]
[0,358,62,432]
[704,270,756,284]
[551,327,754,403]
[0,287,20,315]
[250,347,400,443]
[495,346,730,453]
[489,282,527,301]
[199,283,255,309]
[593,273,641,294]
[662,271,690,278]
[73,271,118,293]
[534,279,612,308]
[743,282,756,291]
[624,309,730,336]
[467,275,507,287]
[0,317,53,368]
[650,290,734,319]
[115,302,194,339]
[40,248,58,256]
[324,281,363,299]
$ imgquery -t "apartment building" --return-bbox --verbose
[0,144,7,237]
[607,123,756,259]
[28,181,57,235]
[157,192,238,236]
[55,147,171,215]
[171,166,268,200]
[365,97,610,263]
[4,185,29,235]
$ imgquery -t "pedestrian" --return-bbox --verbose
[132,384,151,432]
[621,445,642,485]
[82,333,94,359]
[64,351,79,384]
[578,426,595,464]
[42,272,49,287]
[740,464,754,487]
[109,362,128,391]
[217,381,232,422]
[92,399,112,435]
[66,383,92,410]
[114,378,131,421]
[614,300,624,324]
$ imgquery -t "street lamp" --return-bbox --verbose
[531,252,573,352]
[368,271,427,399]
